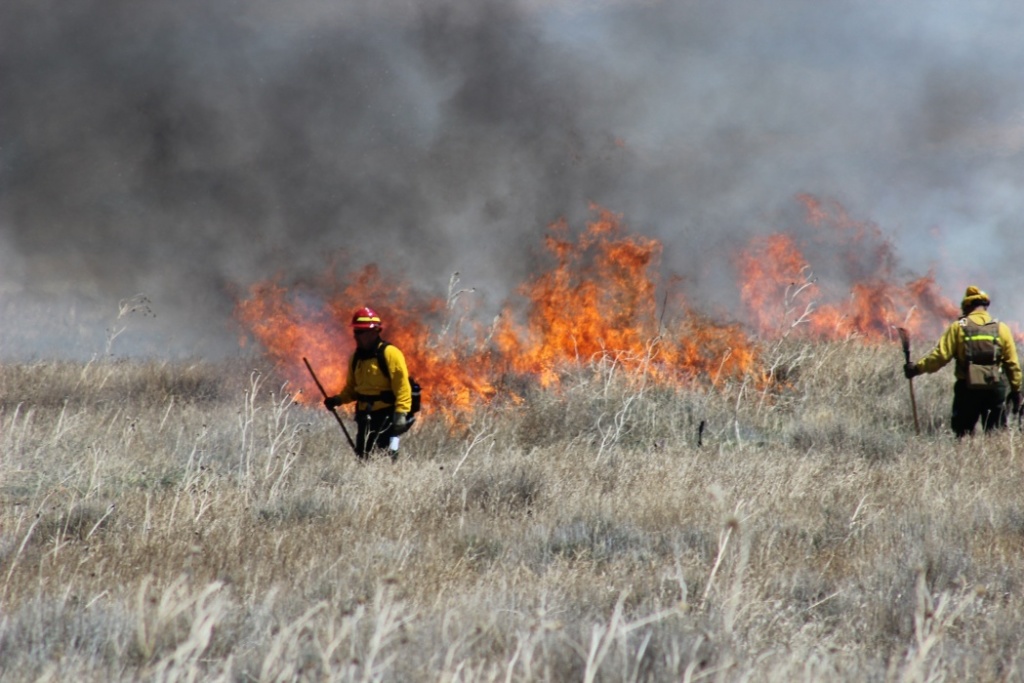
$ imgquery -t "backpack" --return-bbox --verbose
[961,318,1005,391]
[353,341,422,414]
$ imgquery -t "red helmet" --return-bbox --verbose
[351,306,383,330]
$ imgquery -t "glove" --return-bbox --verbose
[324,395,343,410]
[903,362,920,380]
[1012,391,1022,416]
[392,412,414,435]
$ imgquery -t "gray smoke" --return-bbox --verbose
[2,0,1023,359]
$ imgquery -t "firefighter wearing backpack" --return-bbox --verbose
[324,307,415,460]
[904,286,1022,437]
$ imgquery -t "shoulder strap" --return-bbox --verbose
[376,341,392,381]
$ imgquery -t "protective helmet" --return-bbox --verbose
[960,286,990,313]
[351,306,383,330]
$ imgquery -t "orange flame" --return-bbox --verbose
[735,195,959,341]
[235,197,979,421]
[234,205,759,419]
[487,205,757,389]
[236,264,499,421]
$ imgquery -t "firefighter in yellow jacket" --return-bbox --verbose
[325,307,414,459]
[905,286,1022,437]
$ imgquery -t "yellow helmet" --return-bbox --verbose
[960,286,990,313]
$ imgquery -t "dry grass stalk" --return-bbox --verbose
[0,348,1022,681]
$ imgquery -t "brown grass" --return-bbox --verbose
[2,342,1024,681]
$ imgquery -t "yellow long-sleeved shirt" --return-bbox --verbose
[336,342,413,413]
[915,309,1022,392]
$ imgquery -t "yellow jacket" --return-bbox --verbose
[915,310,1022,392]
[336,342,413,413]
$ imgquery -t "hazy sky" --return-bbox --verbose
[2,0,1022,359]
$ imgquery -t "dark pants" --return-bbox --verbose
[355,408,398,460]
[951,380,1009,437]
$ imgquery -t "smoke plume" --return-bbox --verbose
[2,0,1022,358]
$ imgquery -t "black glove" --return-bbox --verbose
[392,412,414,435]
[1012,391,1022,416]
[903,362,919,380]
[324,395,343,410]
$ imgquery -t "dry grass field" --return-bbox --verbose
[2,341,1024,682]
